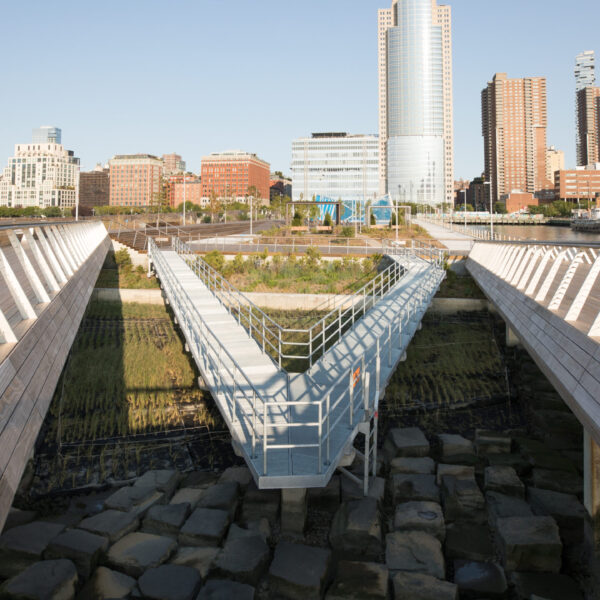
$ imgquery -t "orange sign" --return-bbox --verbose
[352,367,360,388]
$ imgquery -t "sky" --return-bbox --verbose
[0,0,598,180]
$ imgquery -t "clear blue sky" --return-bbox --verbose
[0,0,598,180]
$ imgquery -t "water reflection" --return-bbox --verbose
[471,225,599,243]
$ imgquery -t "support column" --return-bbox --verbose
[281,488,307,536]
[506,324,520,348]
[584,429,600,547]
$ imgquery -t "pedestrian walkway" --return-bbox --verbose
[414,218,474,253]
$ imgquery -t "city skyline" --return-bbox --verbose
[0,1,599,180]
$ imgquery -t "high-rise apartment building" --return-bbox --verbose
[378,0,453,205]
[32,126,62,144]
[200,151,270,203]
[0,129,79,209]
[109,154,163,207]
[79,164,110,210]
[546,146,565,185]
[162,153,186,176]
[481,73,549,205]
[576,86,600,167]
[291,133,379,203]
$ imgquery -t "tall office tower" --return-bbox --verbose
[575,51,598,166]
[32,126,62,144]
[0,129,79,208]
[575,51,595,92]
[378,0,453,206]
[481,73,548,206]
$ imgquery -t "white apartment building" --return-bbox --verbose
[291,133,379,203]
[0,134,80,209]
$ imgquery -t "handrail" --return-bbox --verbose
[172,236,430,369]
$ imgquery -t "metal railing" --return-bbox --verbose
[149,236,445,478]
[173,237,442,370]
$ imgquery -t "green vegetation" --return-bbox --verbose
[436,270,486,299]
[202,249,383,294]
[0,206,66,218]
[528,200,577,218]
[34,300,223,494]
[380,313,514,437]
[95,249,159,289]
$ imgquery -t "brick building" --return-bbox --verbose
[482,73,550,205]
[555,166,600,201]
[109,154,163,207]
[79,164,109,210]
[201,151,270,204]
[167,174,203,208]
[270,174,292,202]
[162,153,186,176]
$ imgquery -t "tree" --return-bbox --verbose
[389,210,397,228]
[370,212,376,226]
[323,212,333,227]
[493,202,508,214]
[209,190,221,223]
[309,202,320,228]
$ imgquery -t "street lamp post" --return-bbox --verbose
[182,174,186,227]
[484,181,493,240]
[462,189,467,231]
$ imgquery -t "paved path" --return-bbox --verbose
[414,218,474,253]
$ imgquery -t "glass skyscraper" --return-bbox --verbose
[385,0,445,206]
[575,50,595,92]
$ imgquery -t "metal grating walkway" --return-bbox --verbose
[150,240,445,488]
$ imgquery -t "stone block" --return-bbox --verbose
[393,501,445,542]
[225,520,270,545]
[475,430,511,455]
[170,488,204,510]
[213,535,270,586]
[104,485,164,514]
[240,484,280,526]
[390,457,435,475]
[196,580,255,600]
[106,532,176,577]
[528,452,578,473]
[510,572,583,600]
[134,469,180,498]
[142,503,190,538]
[329,497,382,561]
[527,487,587,545]
[384,427,429,459]
[0,559,78,600]
[392,571,458,600]
[453,560,507,599]
[197,482,239,517]
[170,546,218,580]
[79,566,137,600]
[45,528,109,578]
[390,474,439,504]
[444,522,494,562]
[281,488,307,535]
[307,475,340,512]
[496,516,562,572]
[269,541,332,600]
[438,434,474,460]
[486,491,533,526]
[2,508,37,532]
[78,510,139,543]
[531,469,583,497]
[484,465,525,498]
[0,521,66,578]
[218,466,252,489]
[138,564,201,600]
[341,475,385,504]
[178,508,229,547]
[325,560,388,600]
[385,531,444,579]
[440,476,485,523]
[486,453,531,476]
[436,464,474,486]
[180,471,219,490]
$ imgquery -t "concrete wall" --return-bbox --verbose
[111,240,148,269]
[92,288,164,305]
[0,237,110,531]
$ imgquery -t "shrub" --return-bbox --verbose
[204,250,224,272]
[114,249,132,267]
[340,226,355,238]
